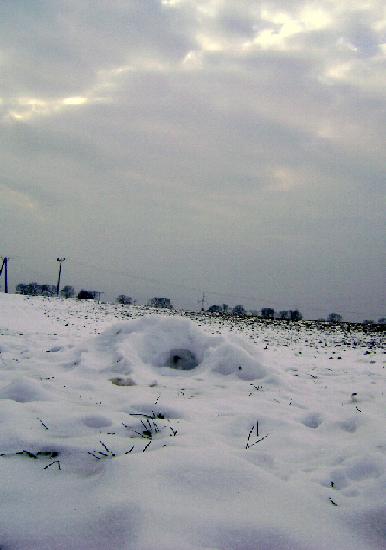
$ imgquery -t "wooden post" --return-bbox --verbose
[4,257,8,293]
[56,258,65,297]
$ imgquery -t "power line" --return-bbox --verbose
[6,254,385,318]
[74,258,203,293]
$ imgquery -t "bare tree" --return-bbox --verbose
[261,308,274,319]
[290,310,302,321]
[61,285,75,299]
[279,310,291,320]
[328,313,342,323]
[117,294,133,305]
[232,305,246,316]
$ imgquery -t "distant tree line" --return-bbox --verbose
[148,297,173,309]
[16,282,104,300]
[205,306,385,324]
[207,304,303,321]
[16,282,79,299]
[16,282,57,297]
[16,283,75,298]
[278,310,303,321]
[14,282,385,324]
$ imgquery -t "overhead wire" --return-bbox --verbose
[4,254,385,318]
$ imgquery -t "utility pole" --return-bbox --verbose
[4,257,8,293]
[56,258,65,297]
[0,257,8,293]
[198,292,207,311]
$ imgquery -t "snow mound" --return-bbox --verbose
[84,315,268,381]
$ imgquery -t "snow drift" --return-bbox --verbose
[79,315,268,382]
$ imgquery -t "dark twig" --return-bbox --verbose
[246,421,269,449]
[43,460,61,471]
[249,384,263,396]
[247,434,270,448]
[143,440,151,452]
[246,426,254,448]
[88,451,101,460]
[99,441,116,457]
[37,418,49,430]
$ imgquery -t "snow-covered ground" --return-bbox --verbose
[0,294,384,550]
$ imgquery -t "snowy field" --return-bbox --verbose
[0,293,385,550]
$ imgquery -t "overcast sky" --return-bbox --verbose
[1,0,385,320]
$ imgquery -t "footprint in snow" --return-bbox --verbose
[82,415,113,428]
[301,413,323,429]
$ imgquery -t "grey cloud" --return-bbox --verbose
[1,0,384,320]
[343,21,381,57]
[0,0,196,97]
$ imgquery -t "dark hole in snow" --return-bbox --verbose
[166,349,198,370]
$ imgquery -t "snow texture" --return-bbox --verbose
[0,293,385,549]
